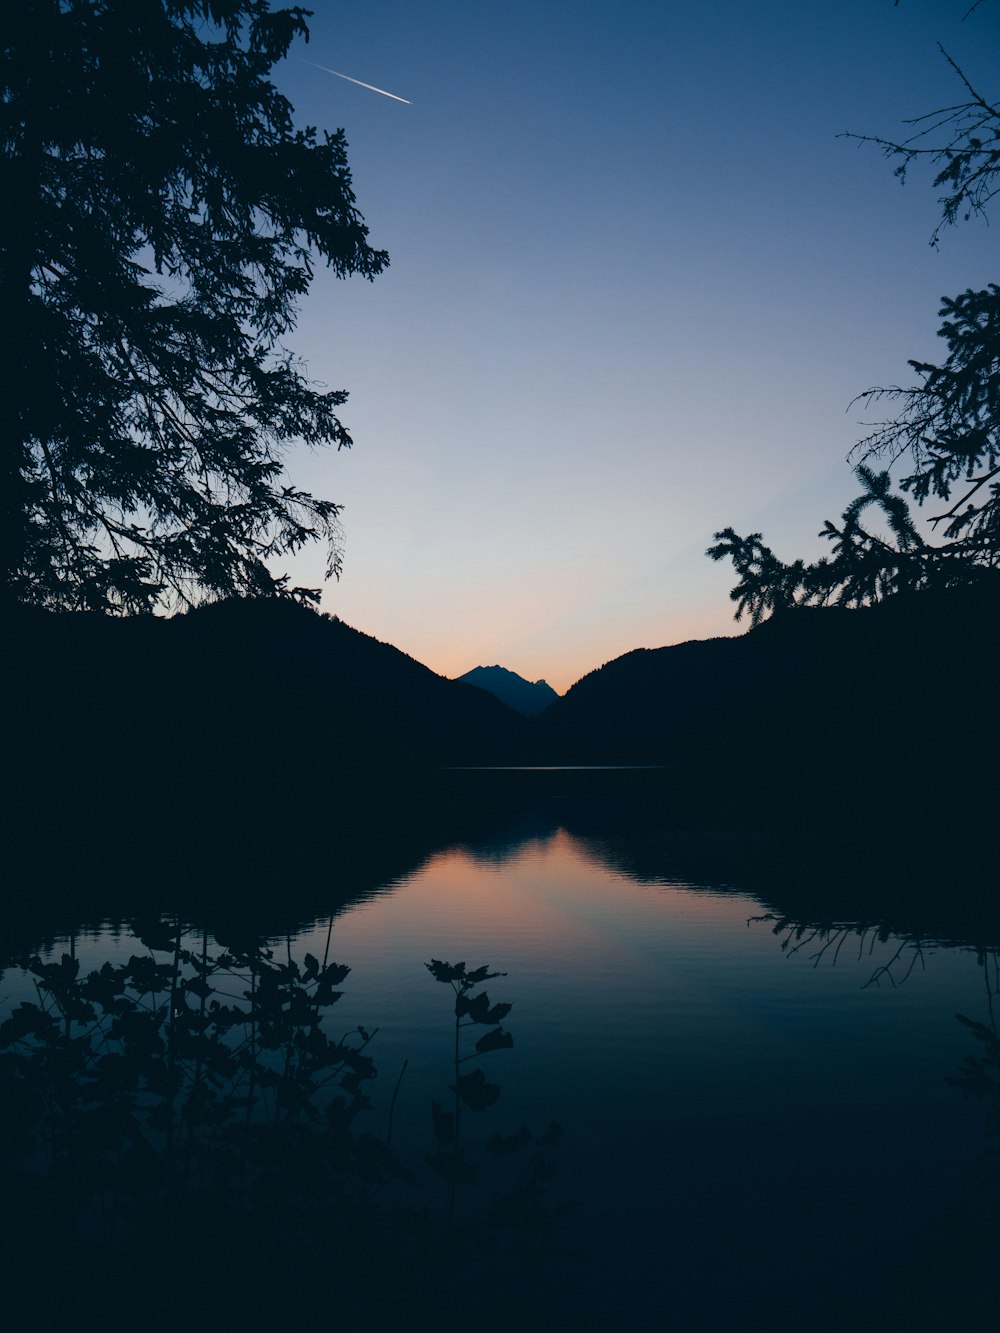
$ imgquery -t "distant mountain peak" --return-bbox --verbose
[456,665,560,716]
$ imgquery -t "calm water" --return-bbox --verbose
[4,813,999,1330]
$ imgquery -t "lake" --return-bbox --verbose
[3,778,998,1331]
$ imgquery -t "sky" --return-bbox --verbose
[269,0,997,693]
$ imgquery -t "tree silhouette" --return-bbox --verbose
[1,1,387,614]
[853,286,1000,559]
[709,458,994,624]
[844,36,999,249]
[711,7,1000,620]
[0,931,569,1329]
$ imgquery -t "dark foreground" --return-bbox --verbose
[3,590,998,1329]
[3,771,1000,1332]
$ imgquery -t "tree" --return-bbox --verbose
[846,40,1000,249]
[709,461,991,626]
[711,7,1000,622]
[853,285,1000,554]
[709,284,1000,623]
[1,0,388,614]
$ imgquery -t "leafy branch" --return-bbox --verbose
[842,42,1000,246]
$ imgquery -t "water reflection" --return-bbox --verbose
[3,808,1000,1330]
[752,913,931,988]
[743,916,1000,1330]
[952,948,1000,1148]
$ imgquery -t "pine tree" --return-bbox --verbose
[1,1,387,613]
[711,9,1000,621]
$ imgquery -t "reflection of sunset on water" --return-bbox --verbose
[321,827,748,986]
[307,822,983,1137]
[7,812,996,1332]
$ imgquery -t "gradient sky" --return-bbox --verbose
[270,0,996,692]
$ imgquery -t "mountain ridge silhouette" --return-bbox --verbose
[456,664,559,715]
[6,585,997,859]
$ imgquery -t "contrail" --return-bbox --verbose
[302,59,412,105]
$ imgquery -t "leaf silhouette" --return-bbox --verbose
[487,1127,532,1158]
[475,1027,514,1056]
[426,959,466,984]
[451,1068,501,1112]
[457,992,512,1025]
[464,965,505,986]
[132,919,178,953]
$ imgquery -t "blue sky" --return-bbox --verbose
[271,0,996,691]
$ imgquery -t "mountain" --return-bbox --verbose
[456,664,560,715]
[5,599,533,863]
[8,586,997,879]
[537,584,999,831]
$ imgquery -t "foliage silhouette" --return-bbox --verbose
[751,911,930,989]
[0,923,394,1235]
[708,288,1000,622]
[424,959,564,1236]
[2,0,386,614]
[0,930,567,1330]
[843,22,999,247]
[708,455,997,625]
[852,286,1000,552]
[711,5,1000,621]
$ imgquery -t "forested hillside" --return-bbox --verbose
[538,584,999,828]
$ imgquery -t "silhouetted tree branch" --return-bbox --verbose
[853,286,1000,552]
[708,460,993,624]
[712,5,1000,622]
[1,1,387,613]
[842,32,999,247]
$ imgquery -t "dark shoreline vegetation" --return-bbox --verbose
[8,579,997,864]
[1,927,573,1332]
[5,581,999,987]
[5,591,1000,1333]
